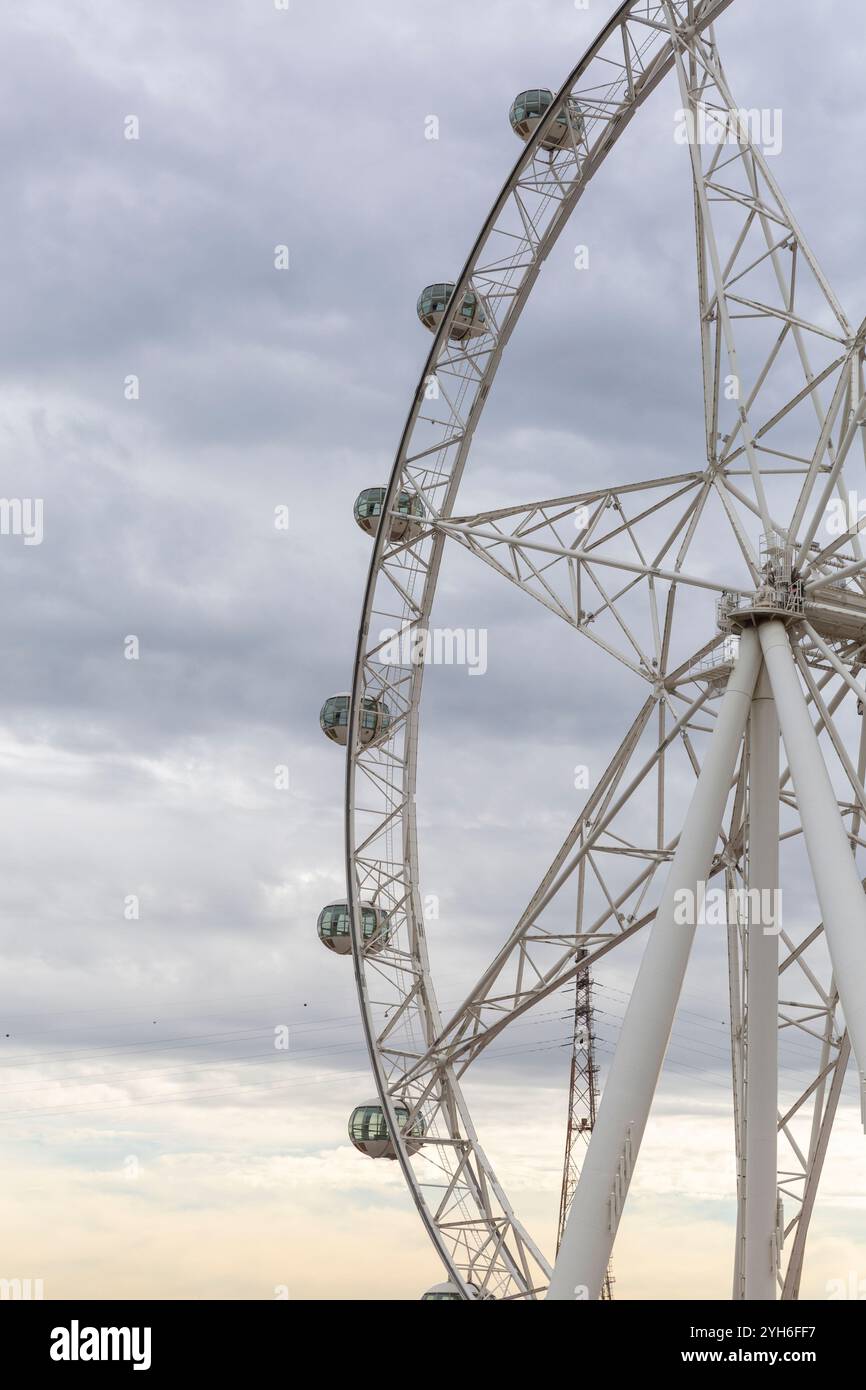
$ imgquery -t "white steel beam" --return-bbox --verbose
[759,622,866,1093]
[547,628,762,1299]
[743,662,780,1300]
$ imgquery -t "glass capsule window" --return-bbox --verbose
[509,89,584,145]
[417,285,485,335]
[510,88,555,126]
[459,292,483,324]
[360,698,390,735]
[355,488,385,521]
[417,283,454,318]
[349,1103,413,1144]
[354,488,424,523]
[318,903,387,944]
[320,695,349,732]
[320,696,390,736]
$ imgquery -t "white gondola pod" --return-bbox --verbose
[316,901,390,956]
[420,1280,494,1301]
[508,88,584,151]
[353,486,425,542]
[421,1282,463,1301]
[348,1099,425,1160]
[319,693,391,747]
[416,283,487,342]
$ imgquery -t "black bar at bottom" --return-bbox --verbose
[2,1297,860,1376]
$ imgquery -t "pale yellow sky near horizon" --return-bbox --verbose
[2,1072,864,1301]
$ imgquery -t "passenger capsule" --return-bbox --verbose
[353,487,425,541]
[348,1098,425,1159]
[421,1282,464,1301]
[319,694,392,747]
[317,901,390,955]
[417,283,486,341]
[509,88,584,150]
[420,1280,491,1300]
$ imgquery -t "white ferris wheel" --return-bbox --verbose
[318,0,866,1300]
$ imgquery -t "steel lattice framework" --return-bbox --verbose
[557,964,613,1300]
[340,0,866,1300]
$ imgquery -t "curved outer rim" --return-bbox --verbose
[344,0,737,1299]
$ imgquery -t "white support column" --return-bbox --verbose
[547,629,762,1300]
[759,621,866,1092]
[744,662,779,1300]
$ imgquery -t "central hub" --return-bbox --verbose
[718,535,866,644]
[719,537,805,633]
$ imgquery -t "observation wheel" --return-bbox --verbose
[322,0,866,1300]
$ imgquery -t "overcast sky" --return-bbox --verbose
[1,0,865,1301]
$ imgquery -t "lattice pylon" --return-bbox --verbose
[556,954,614,1300]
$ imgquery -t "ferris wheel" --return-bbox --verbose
[319,0,866,1300]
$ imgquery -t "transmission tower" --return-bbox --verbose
[557,962,613,1299]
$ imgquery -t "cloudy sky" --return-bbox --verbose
[1,0,865,1302]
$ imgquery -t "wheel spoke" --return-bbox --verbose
[430,476,751,684]
[666,3,861,566]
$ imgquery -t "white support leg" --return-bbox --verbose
[547,629,762,1300]
[759,621,866,1094]
[744,662,779,1300]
